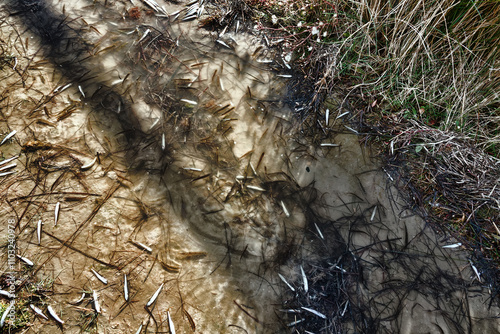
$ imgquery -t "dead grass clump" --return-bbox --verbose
[201,0,254,30]
[368,116,500,295]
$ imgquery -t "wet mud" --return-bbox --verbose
[0,0,499,333]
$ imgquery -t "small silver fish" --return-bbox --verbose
[17,254,34,266]
[146,283,164,307]
[0,290,14,299]
[0,163,16,172]
[280,201,290,217]
[30,304,48,320]
[336,111,349,119]
[78,85,85,98]
[0,130,16,146]
[91,269,108,285]
[136,241,152,253]
[37,219,42,245]
[0,303,14,327]
[183,167,202,172]
[300,266,308,293]
[93,290,100,313]
[167,311,176,334]
[216,40,231,49]
[247,185,265,192]
[124,274,129,302]
[0,156,18,167]
[314,223,324,240]
[301,306,326,319]
[278,273,295,292]
[469,260,482,282]
[442,243,462,249]
[180,99,197,106]
[370,206,377,221]
[54,202,60,226]
[81,157,97,170]
[47,305,64,324]
[70,292,86,305]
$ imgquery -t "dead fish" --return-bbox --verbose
[37,219,42,245]
[80,156,97,170]
[54,202,60,226]
[0,163,16,172]
[287,319,304,327]
[250,162,257,175]
[0,171,16,177]
[236,175,253,180]
[70,292,86,305]
[336,111,349,119]
[124,274,129,302]
[182,14,197,21]
[146,283,164,307]
[300,266,308,293]
[0,130,16,146]
[442,243,462,248]
[278,273,295,292]
[17,254,34,266]
[135,324,143,334]
[344,125,358,134]
[0,303,14,327]
[111,78,124,86]
[183,167,202,172]
[137,29,150,44]
[47,305,64,324]
[280,201,290,217]
[370,206,377,221]
[78,85,85,98]
[143,0,168,15]
[0,156,18,167]
[0,290,14,299]
[335,265,347,273]
[263,34,270,46]
[149,118,160,130]
[58,83,72,93]
[314,223,324,240]
[91,269,108,285]
[301,306,326,319]
[30,304,48,320]
[340,301,349,317]
[93,290,100,313]
[180,99,197,106]
[469,260,482,282]
[134,241,152,253]
[216,40,231,49]
[167,311,176,334]
[219,77,225,91]
[247,185,265,192]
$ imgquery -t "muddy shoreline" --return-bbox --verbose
[0,1,499,333]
